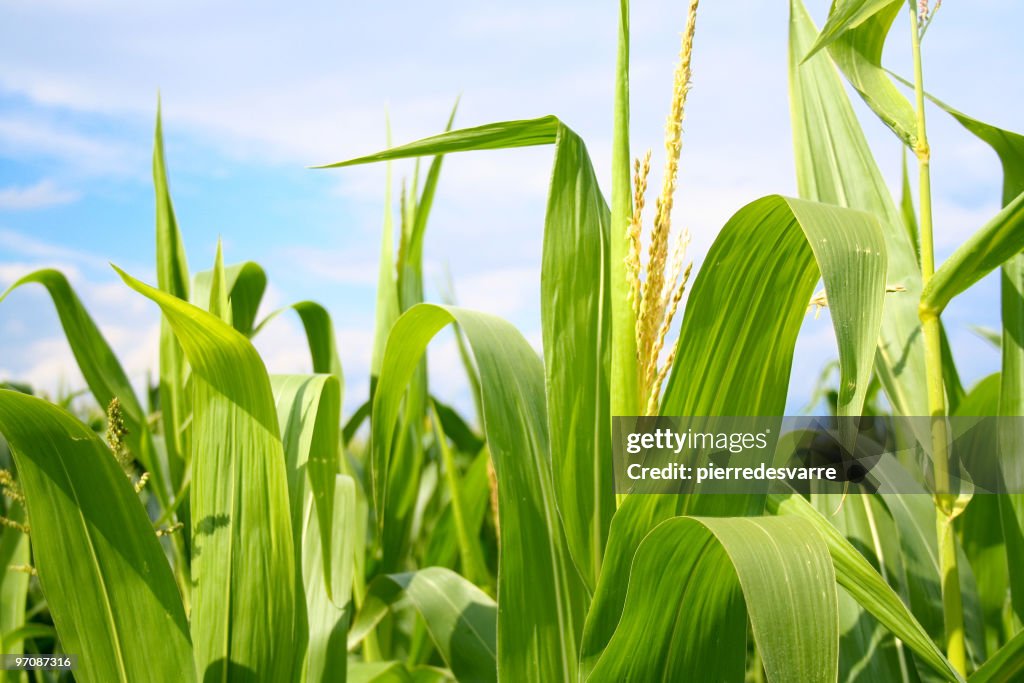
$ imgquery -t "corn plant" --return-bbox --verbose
[2,0,1024,681]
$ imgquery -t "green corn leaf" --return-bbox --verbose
[193,260,268,336]
[403,99,458,298]
[662,195,885,419]
[819,0,918,148]
[0,390,194,683]
[371,117,399,384]
[768,491,964,682]
[208,240,230,323]
[588,516,838,682]
[803,0,900,61]
[371,303,585,682]
[302,474,356,683]
[969,629,1024,683]
[0,269,169,507]
[154,103,191,500]
[313,118,559,169]
[790,0,928,418]
[322,114,611,592]
[920,190,1024,317]
[154,101,190,301]
[349,568,496,683]
[272,375,342,596]
[115,267,304,682]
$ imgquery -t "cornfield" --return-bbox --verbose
[1,0,1023,681]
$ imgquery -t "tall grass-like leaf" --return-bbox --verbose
[0,270,169,506]
[115,267,303,682]
[371,118,399,385]
[350,567,496,683]
[154,104,192,496]
[768,491,964,682]
[372,303,585,682]
[0,390,194,683]
[789,0,928,417]
[588,516,838,682]
[321,114,612,591]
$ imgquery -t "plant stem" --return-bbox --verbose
[909,3,966,675]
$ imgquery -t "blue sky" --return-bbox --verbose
[0,0,1019,417]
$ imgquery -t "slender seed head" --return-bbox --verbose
[0,515,30,535]
[627,150,652,320]
[106,397,131,471]
[0,469,24,505]
[634,0,700,411]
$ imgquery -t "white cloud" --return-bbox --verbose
[0,228,111,272]
[0,179,80,210]
[0,116,139,176]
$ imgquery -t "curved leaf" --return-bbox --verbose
[0,269,169,506]
[350,568,495,683]
[115,267,303,682]
[0,390,194,683]
[662,194,886,419]
[769,490,964,682]
[823,0,918,147]
[789,0,928,417]
[372,303,585,682]
[588,516,838,683]
[803,0,899,60]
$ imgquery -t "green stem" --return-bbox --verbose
[611,0,641,421]
[909,4,966,675]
